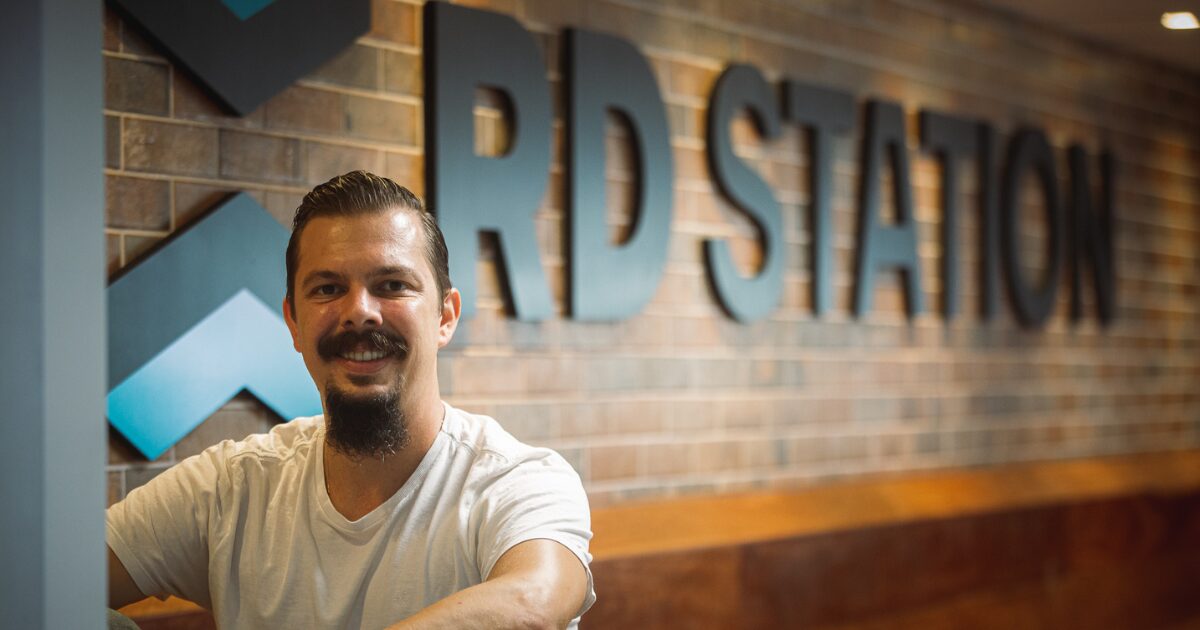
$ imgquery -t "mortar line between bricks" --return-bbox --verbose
[450,343,1200,364]
[660,156,1200,206]
[446,303,1199,336]
[103,169,310,195]
[607,0,1200,141]
[101,49,168,65]
[291,79,422,106]
[888,0,1200,102]
[106,228,171,238]
[356,38,421,56]
[109,111,425,154]
[552,421,1200,458]
[441,381,1200,410]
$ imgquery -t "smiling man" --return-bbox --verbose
[105,171,594,629]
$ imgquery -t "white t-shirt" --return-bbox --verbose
[107,403,595,629]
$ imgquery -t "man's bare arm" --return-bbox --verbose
[386,539,589,630]
[108,546,148,610]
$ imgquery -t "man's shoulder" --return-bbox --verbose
[439,403,562,473]
[213,415,324,467]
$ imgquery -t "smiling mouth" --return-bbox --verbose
[319,329,408,367]
[339,349,391,362]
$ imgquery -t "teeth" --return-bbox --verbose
[341,350,388,362]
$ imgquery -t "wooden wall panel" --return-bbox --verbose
[585,491,1200,629]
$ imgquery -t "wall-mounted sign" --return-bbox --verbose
[423,2,1117,329]
[108,0,369,115]
[107,195,320,459]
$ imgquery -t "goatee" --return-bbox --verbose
[324,384,410,460]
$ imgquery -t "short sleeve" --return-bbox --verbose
[106,442,231,608]
[472,449,596,621]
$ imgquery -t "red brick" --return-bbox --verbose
[304,141,380,186]
[588,445,639,482]
[668,61,719,99]
[106,233,121,277]
[382,152,425,196]
[265,190,305,227]
[308,44,380,91]
[383,50,422,96]
[668,103,703,141]
[109,425,170,465]
[125,234,164,266]
[585,1,737,61]
[369,0,419,46]
[118,15,164,58]
[674,145,708,181]
[345,95,419,145]
[174,402,279,460]
[452,356,525,395]
[455,0,518,15]
[644,443,693,476]
[174,182,236,228]
[124,119,219,177]
[524,0,584,28]
[103,6,120,51]
[104,57,169,115]
[106,175,170,230]
[219,130,301,184]
[105,116,121,168]
[173,70,266,127]
[264,85,345,136]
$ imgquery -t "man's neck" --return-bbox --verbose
[321,397,445,522]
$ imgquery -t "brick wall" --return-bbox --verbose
[105,0,1200,508]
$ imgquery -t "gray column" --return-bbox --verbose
[0,0,105,627]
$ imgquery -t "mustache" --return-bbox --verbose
[317,329,408,360]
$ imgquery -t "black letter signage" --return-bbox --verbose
[565,29,673,320]
[424,2,554,320]
[854,100,925,318]
[784,80,855,317]
[704,64,785,322]
[977,124,1003,321]
[1067,146,1117,324]
[920,110,976,320]
[1000,128,1065,327]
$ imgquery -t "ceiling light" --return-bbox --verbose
[1161,11,1199,30]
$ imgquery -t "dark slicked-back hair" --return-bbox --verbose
[286,171,451,310]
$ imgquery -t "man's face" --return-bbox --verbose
[283,209,459,447]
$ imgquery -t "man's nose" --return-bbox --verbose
[340,286,382,329]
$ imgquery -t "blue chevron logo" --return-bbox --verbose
[107,194,320,459]
[109,0,368,115]
[221,0,277,21]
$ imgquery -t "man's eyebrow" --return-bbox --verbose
[301,270,343,286]
[371,265,419,278]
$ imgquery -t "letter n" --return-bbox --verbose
[1067,146,1117,325]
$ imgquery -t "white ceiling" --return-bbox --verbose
[971,0,1200,76]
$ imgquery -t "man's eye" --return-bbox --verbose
[313,284,339,296]
[381,280,408,292]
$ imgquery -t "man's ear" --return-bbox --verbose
[282,297,301,352]
[438,288,462,349]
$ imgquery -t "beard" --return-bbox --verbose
[324,384,410,460]
[319,328,411,460]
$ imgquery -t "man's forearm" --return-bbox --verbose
[386,539,588,630]
[385,573,563,630]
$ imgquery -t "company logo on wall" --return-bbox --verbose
[108,0,369,114]
[107,195,320,459]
